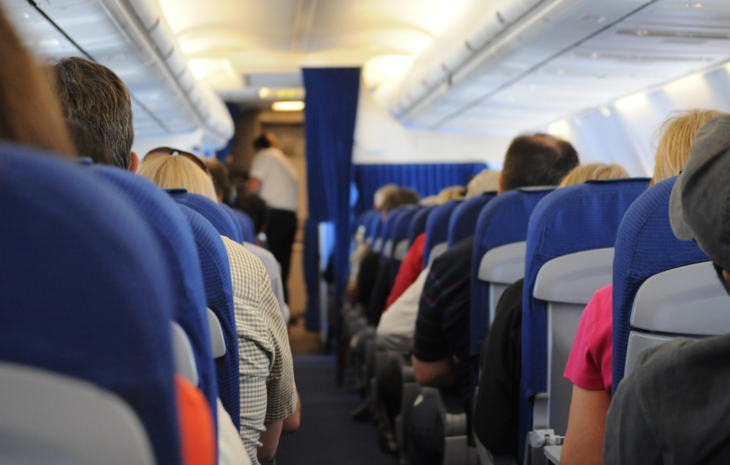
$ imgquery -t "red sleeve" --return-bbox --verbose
[175,375,216,465]
[384,233,426,312]
[563,285,614,393]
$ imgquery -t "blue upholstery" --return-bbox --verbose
[612,177,709,391]
[219,203,245,243]
[423,200,461,268]
[367,211,383,244]
[469,188,555,360]
[408,206,434,244]
[0,144,181,465]
[379,208,407,264]
[169,191,239,242]
[448,192,496,247]
[389,206,421,286]
[520,178,649,452]
[356,209,378,231]
[176,204,241,430]
[230,208,257,243]
[93,167,218,429]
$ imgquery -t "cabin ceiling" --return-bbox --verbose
[156,0,468,102]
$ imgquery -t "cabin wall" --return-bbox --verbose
[547,65,730,178]
[353,75,512,168]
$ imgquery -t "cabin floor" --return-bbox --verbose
[278,319,399,465]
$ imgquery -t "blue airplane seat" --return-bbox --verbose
[469,188,555,362]
[423,200,461,268]
[520,178,649,456]
[380,207,408,264]
[176,204,241,430]
[612,177,709,392]
[230,208,257,243]
[389,206,421,287]
[219,203,245,243]
[0,145,182,464]
[169,190,240,243]
[408,205,434,244]
[367,211,384,249]
[93,167,218,428]
[447,192,496,247]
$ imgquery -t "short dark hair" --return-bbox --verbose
[501,134,579,192]
[53,57,134,169]
[381,187,420,214]
[253,133,274,150]
[235,193,269,234]
[65,119,112,165]
[202,157,232,203]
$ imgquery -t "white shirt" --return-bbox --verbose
[244,242,290,325]
[375,265,431,353]
[250,147,299,211]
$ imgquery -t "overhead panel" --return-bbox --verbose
[3,0,233,147]
[397,0,730,135]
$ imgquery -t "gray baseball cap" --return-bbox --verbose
[669,114,730,271]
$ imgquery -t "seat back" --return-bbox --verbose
[380,208,407,264]
[423,200,461,267]
[520,178,649,453]
[408,205,434,244]
[231,208,257,243]
[0,145,182,464]
[447,192,496,247]
[612,177,709,390]
[469,187,555,361]
[169,190,240,242]
[176,204,241,429]
[625,261,729,376]
[368,213,384,251]
[390,206,421,287]
[219,203,246,243]
[93,167,218,427]
[0,363,156,465]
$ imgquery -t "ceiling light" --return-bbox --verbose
[600,106,612,117]
[272,101,305,112]
[614,93,648,112]
[259,87,270,98]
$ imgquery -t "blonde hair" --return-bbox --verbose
[466,170,500,198]
[0,6,74,155]
[650,109,724,187]
[137,155,218,202]
[437,185,465,203]
[559,163,630,187]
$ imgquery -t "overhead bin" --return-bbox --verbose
[4,0,233,149]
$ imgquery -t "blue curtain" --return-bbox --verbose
[353,163,488,213]
[302,68,361,331]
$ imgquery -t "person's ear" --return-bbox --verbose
[721,269,730,297]
[129,151,139,173]
[497,171,504,194]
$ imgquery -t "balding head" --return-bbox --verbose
[500,133,579,192]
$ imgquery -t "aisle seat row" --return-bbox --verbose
[353,173,730,465]
[0,144,260,465]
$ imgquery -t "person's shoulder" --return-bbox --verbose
[243,242,277,268]
[221,236,268,276]
[431,237,474,271]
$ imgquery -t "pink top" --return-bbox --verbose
[564,284,614,394]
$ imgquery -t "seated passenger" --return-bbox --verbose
[138,153,298,464]
[202,157,234,205]
[604,114,730,464]
[410,135,580,465]
[559,110,722,465]
[50,55,219,464]
[473,162,629,459]
[65,119,113,165]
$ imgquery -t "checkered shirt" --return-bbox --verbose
[222,237,297,463]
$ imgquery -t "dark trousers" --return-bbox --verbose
[407,394,444,465]
[267,208,297,303]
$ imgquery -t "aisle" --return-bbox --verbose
[276,355,400,465]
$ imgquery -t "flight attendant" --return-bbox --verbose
[248,132,299,302]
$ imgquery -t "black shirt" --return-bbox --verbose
[413,237,474,403]
[473,279,524,457]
